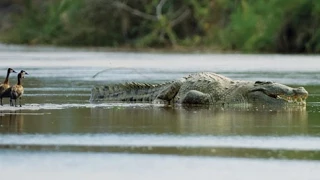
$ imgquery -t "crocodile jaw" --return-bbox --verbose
[248,88,308,105]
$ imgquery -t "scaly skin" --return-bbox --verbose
[90,72,308,106]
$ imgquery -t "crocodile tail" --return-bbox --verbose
[90,82,169,103]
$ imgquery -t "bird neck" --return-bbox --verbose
[17,75,22,86]
[3,70,10,84]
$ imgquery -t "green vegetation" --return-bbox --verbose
[1,0,320,53]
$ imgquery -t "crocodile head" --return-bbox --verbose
[247,81,308,106]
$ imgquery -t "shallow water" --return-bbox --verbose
[0,45,320,179]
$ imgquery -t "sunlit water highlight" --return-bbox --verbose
[1,152,319,180]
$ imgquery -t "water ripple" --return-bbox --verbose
[1,134,320,151]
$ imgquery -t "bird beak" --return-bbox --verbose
[12,70,17,73]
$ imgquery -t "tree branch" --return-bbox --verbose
[112,1,157,21]
[156,0,168,19]
[171,8,191,27]
[171,6,187,19]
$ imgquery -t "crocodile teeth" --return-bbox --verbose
[277,94,307,104]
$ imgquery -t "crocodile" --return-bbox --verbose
[90,72,308,106]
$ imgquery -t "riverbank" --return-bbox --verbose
[0,42,240,54]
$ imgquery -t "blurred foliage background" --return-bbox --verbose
[0,0,320,53]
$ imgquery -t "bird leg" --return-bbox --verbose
[10,98,13,106]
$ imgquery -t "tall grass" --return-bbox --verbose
[218,0,320,53]
[7,0,84,45]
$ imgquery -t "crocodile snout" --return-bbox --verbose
[293,87,308,97]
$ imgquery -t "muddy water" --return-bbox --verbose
[0,45,320,179]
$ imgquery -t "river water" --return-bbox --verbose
[0,45,320,180]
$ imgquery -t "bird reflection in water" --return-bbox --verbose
[0,111,24,133]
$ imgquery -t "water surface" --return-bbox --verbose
[0,45,320,179]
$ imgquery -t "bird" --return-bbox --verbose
[0,68,17,106]
[10,70,28,107]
